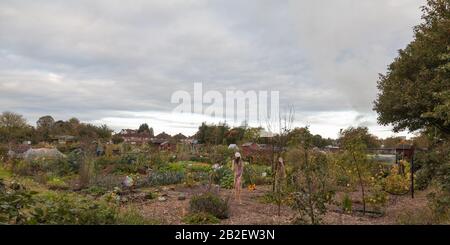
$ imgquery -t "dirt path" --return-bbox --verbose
[131,185,428,225]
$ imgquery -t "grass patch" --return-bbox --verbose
[117,208,161,225]
[0,166,11,179]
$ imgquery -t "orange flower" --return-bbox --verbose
[247,184,256,191]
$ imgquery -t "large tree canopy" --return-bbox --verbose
[374,0,450,135]
[0,111,31,143]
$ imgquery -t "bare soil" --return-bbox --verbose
[124,185,429,225]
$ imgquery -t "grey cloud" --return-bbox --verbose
[0,0,425,137]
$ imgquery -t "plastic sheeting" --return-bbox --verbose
[23,148,66,161]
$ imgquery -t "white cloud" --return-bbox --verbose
[0,0,426,138]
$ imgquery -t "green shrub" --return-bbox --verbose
[29,193,117,225]
[188,163,212,173]
[213,166,234,189]
[1,179,120,225]
[189,192,229,219]
[46,177,69,190]
[144,191,157,200]
[0,166,11,179]
[147,170,184,186]
[116,208,160,225]
[183,212,220,224]
[383,162,411,194]
[415,168,432,190]
[341,194,352,214]
[243,164,271,185]
[0,145,8,159]
[161,162,211,184]
[66,149,85,171]
[83,185,108,196]
[162,162,186,173]
[120,153,138,164]
[0,180,35,224]
[12,158,72,176]
[190,155,211,163]
[94,155,120,167]
[427,190,450,224]
[336,175,351,187]
[366,184,388,213]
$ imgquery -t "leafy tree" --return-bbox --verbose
[0,112,28,129]
[338,128,373,215]
[148,127,154,138]
[311,134,333,148]
[338,127,380,149]
[423,91,450,129]
[374,0,450,135]
[36,115,55,129]
[287,129,334,224]
[382,136,408,148]
[243,127,262,143]
[36,115,55,141]
[77,124,112,142]
[196,122,232,145]
[374,1,450,210]
[287,127,311,147]
[224,127,244,145]
[0,111,31,144]
[51,120,72,135]
[138,123,153,137]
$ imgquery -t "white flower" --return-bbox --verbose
[212,164,222,171]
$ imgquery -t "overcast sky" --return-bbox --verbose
[0,0,426,138]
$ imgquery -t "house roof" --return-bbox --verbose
[150,138,166,144]
[173,133,187,140]
[155,132,171,139]
[118,129,151,138]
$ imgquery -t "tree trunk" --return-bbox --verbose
[352,153,366,215]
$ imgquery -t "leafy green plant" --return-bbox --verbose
[427,190,450,224]
[213,166,234,189]
[144,191,157,200]
[287,148,335,224]
[12,158,72,177]
[0,180,35,224]
[190,155,211,163]
[243,164,271,185]
[29,193,117,225]
[342,193,352,214]
[83,185,108,196]
[189,192,229,219]
[147,170,184,186]
[183,212,220,224]
[46,177,69,190]
[383,161,412,194]
[116,208,160,225]
[188,163,212,173]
